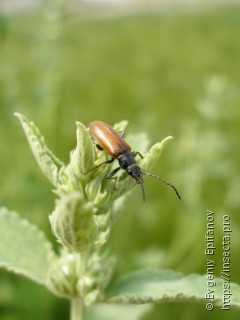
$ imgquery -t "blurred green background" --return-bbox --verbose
[0,1,240,319]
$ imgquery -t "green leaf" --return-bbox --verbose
[126,132,150,155]
[0,207,56,285]
[49,192,98,252]
[15,113,65,186]
[70,122,95,177]
[113,120,128,133]
[141,136,173,172]
[86,304,152,320]
[110,136,171,201]
[108,269,240,309]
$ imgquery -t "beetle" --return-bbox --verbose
[84,120,181,201]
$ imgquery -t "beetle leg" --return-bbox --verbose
[95,143,103,151]
[132,151,144,159]
[83,158,114,175]
[91,138,104,151]
[106,166,121,190]
[92,141,103,151]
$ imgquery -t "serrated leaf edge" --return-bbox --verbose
[0,207,57,285]
[107,269,240,309]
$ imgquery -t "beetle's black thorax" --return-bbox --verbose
[117,152,136,169]
[118,152,143,184]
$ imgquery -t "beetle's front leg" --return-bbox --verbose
[132,151,144,159]
[106,167,121,190]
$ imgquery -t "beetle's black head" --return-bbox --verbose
[126,164,143,184]
[118,153,145,201]
[126,164,146,201]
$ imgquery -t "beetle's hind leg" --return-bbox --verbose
[106,167,121,190]
[95,144,103,151]
[92,141,104,151]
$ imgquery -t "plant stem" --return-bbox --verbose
[70,298,84,320]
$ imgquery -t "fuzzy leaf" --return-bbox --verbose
[86,304,152,320]
[126,132,150,155]
[141,136,173,172]
[108,269,240,309]
[110,136,173,201]
[15,113,64,186]
[70,122,95,177]
[0,207,56,285]
[49,192,98,252]
[113,120,128,133]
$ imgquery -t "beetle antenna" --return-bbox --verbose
[141,171,181,200]
[140,182,146,202]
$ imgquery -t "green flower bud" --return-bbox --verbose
[49,192,98,252]
[47,250,81,298]
[70,122,95,178]
[47,249,115,304]
[76,251,115,305]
